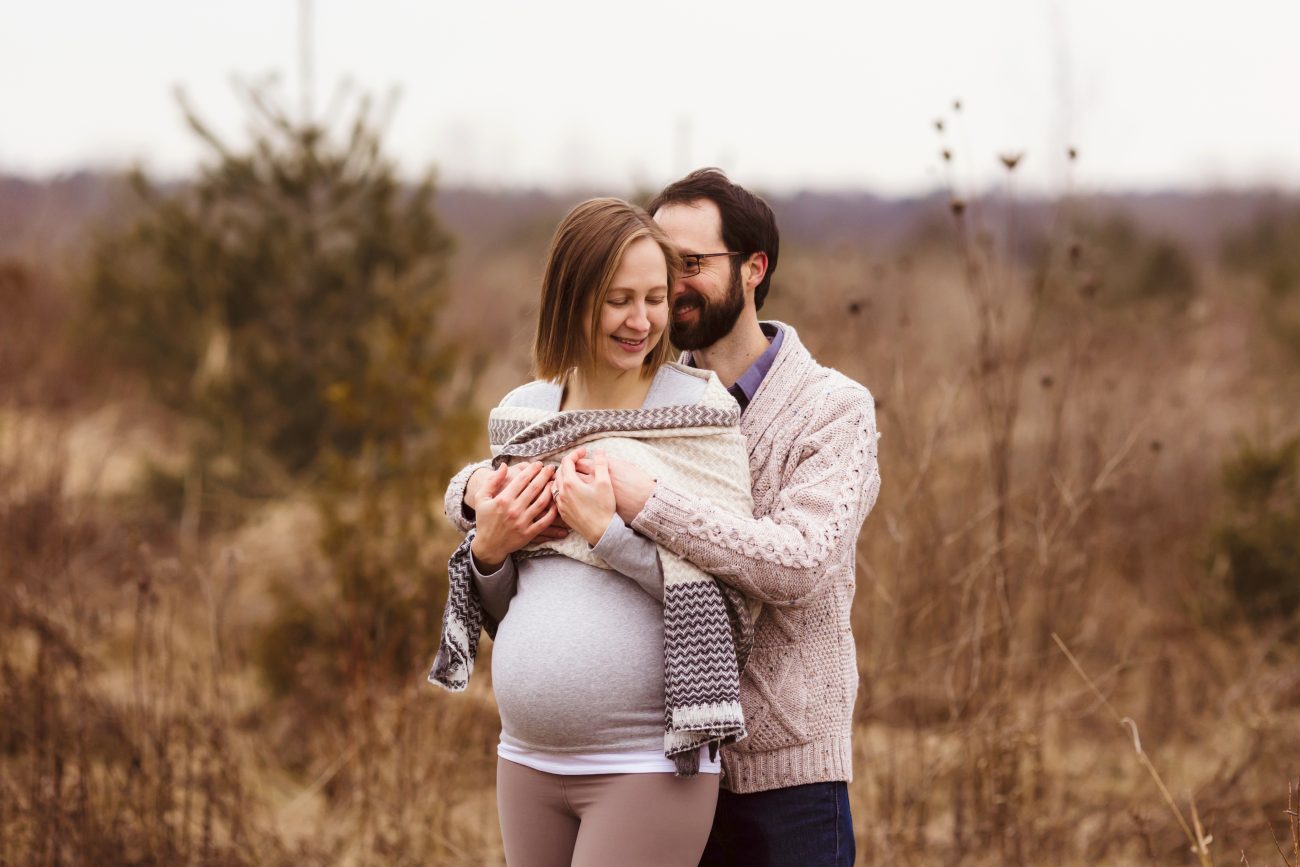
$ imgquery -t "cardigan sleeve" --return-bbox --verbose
[631,387,880,608]
[443,458,493,534]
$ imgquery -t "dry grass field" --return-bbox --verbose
[2,173,1299,865]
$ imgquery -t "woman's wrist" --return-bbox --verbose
[470,535,506,572]
[576,510,615,548]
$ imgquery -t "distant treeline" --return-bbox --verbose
[3,171,1296,259]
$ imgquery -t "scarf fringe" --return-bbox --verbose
[673,749,702,777]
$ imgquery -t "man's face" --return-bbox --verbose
[654,199,746,351]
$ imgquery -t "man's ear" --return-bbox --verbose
[743,252,769,293]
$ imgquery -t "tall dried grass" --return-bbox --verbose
[767,123,1299,861]
[3,167,1300,864]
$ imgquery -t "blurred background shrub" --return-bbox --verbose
[78,87,475,515]
[1223,205,1300,361]
[1214,435,1300,621]
[1069,214,1200,306]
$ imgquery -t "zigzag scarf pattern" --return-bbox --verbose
[429,364,755,775]
[486,403,739,461]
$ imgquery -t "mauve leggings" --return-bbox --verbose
[496,757,720,867]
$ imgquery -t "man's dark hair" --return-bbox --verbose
[648,168,779,311]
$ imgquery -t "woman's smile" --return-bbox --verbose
[613,334,648,352]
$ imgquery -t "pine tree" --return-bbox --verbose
[82,84,481,701]
[83,85,477,506]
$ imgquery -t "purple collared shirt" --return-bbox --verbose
[689,322,783,414]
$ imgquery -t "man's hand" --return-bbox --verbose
[470,462,559,570]
[465,464,512,512]
[466,463,569,541]
[575,453,656,524]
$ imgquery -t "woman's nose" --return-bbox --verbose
[628,303,650,330]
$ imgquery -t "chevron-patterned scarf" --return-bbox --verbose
[429,364,754,775]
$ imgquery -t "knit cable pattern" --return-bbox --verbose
[630,323,881,794]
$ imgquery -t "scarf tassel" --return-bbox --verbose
[673,749,702,777]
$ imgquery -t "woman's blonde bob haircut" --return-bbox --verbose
[533,198,681,382]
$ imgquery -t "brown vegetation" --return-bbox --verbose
[3,111,1300,863]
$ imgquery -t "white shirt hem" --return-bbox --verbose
[497,742,721,775]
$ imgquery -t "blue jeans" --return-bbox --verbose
[698,781,855,867]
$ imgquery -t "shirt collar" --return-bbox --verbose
[730,322,783,409]
[686,322,782,413]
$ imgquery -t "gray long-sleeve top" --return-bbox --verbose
[470,366,706,754]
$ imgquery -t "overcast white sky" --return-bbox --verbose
[2,0,1298,194]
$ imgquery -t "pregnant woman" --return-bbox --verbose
[430,198,755,867]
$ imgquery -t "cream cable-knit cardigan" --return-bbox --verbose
[443,321,881,794]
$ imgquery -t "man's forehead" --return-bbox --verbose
[652,199,723,250]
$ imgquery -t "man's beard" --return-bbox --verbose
[670,265,745,351]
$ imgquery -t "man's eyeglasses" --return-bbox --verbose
[680,252,744,278]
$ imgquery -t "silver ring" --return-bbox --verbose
[551,484,559,497]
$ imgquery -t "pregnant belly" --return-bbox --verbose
[491,568,666,752]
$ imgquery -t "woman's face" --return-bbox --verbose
[592,236,669,375]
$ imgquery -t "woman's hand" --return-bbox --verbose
[466,463,569,541]
[555,447,616,547]
[470,462,558,570]
[573,453,657,525]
